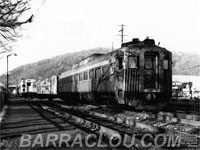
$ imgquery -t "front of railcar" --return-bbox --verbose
[119,38,172,110]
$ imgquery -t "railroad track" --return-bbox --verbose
[53,100,200,121]
[164,100,200,122]
[30,100,200,149]
[168,99,200,114]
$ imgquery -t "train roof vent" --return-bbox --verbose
[132,38,140,44]
[121,38,141,47]
[143,37,155,45]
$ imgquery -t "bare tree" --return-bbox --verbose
[0,0,34,53]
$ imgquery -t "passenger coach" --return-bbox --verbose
[58,38,172,110]
[18,79,37,98]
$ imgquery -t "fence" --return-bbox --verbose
[0,91,6,112]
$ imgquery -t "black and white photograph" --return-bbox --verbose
[0,0,200,149]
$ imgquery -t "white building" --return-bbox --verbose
[173,75,200,91]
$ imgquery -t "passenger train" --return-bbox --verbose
[18,79,37,98]
[18,38,172,110]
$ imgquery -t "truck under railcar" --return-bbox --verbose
[58,38,172,110]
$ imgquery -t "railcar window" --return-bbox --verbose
[144,57,154,70]
[84,72,88,80]
[69,76,73,83]
[79,73,83,81]
[110,65,114,74]
[74,74,78,82]
[89,70,94,79]
[95,68,101,79]
[33,83,36,88]
[27,82,31,86]
[102,66,110,77]
[128,56,138,68]
[164,60,169,69]
[102,66,109,73]
[62,79,65,84]
[164,55,169,70]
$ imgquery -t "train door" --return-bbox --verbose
[27,82,31,93]
[115,55,125,104]
[144,52,159,90]
[125,55,139,92]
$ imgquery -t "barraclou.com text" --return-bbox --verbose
[19,133,182,148]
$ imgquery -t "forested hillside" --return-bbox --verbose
[0,47,200,85]
[172,52,200,75]
[0,48,111,85]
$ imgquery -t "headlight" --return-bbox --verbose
[145,93,156,101]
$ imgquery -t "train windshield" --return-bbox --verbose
[128,56,138,68]
[144,52,159,89]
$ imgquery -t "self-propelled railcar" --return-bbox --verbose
[58,38,172,110]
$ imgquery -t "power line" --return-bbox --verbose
[179,65,200,71]
[178,65,200,76]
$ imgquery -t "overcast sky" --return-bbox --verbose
[0,0,200,75]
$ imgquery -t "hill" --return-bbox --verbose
[0,48,200,85]
[0,47,111,85]
[172,51,200,75]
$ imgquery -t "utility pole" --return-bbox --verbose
[7,55,9,100]
[117,24,127,45]
[6,53,17,104]
[112,42,114,51]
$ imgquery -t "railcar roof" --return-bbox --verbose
[60,39,171,78]
[60,49,121,77]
